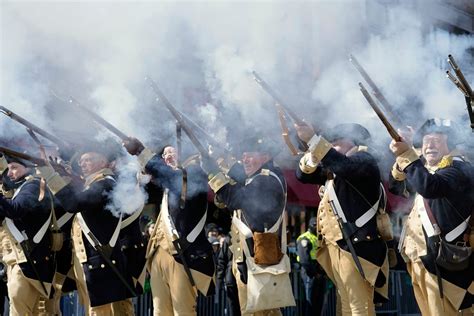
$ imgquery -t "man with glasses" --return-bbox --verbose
[123,139,215,316]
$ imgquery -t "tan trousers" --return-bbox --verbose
[149,247,197,316]
[88,299,134,316]
[7,263,57,316]
[233,262,282,316]
[326,243,375,316]
[406,261,458,316]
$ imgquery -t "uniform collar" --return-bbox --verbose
[84,168,115,188]
[424,149,466,173]
[345,145,368,157]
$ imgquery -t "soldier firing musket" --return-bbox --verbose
[295,119,390,314]
[252,70,309,155]
[123,115,215,314]
[446,54,474,132]
[0,151,57,314]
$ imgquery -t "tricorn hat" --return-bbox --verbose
[235,134,280,157]
[324,123,371,146]
[413,118,458,148]
[78,138,123,162]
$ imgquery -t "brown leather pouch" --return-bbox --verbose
[253,232,283,265]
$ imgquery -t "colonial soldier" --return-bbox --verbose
[389,118,473,315]
[296,217,326,316]
[295,123,389,316]
[207,136,295,316]
[37,145,145,315]
[0,154,56,315]
[123,140,215,316]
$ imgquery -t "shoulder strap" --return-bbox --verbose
[77,212,123,248]
[327,177,381,227]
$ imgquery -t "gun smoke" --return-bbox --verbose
[1,1,473,210]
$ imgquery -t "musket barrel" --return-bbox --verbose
[446,71,469,96]
[448,55,473,97]
[0,105,68,149]
[349,54,403,128]
[359,83,401,141]
[0,146,44,165]
[68,98,128,140]
[251,71,305,126]
[146,76,210,159]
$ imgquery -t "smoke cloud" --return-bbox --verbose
[1,0,473,168]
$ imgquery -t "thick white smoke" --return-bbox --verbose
[1,0,473,163]
[106,154,149,218]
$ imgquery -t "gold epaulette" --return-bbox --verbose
[260,169,270,176]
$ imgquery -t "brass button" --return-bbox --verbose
[88,265,93,269]
[45,256,49,261]
[100,264,105,268]
[112,260,116,264]
[353,237,358,242]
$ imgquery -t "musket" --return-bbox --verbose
[175,109,232,156]
[19,240,49,296]
[349,54,403,127]
[328,198,366,280]
[359,82,402,141]
[67,97,129,140]
[252,71,305,125]
[0,105,70,149]
[145,77,211,159]
[167,214,196,288]
[0,147,82,184]
[446,55,474,132]
[87,232,138,297]
[172,234,196,288]
[447,55,473,97]
[251,71,308,154]
[0,147,47,166]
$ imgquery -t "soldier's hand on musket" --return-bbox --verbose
[294,121,315,143]
[123,137,145,156]
[389,138,410,156]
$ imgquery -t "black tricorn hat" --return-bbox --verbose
[236,135,280,157]
[324,123,371,146]
[413,118,458,148]
[3,154,30,167]
[78,139,123,162]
